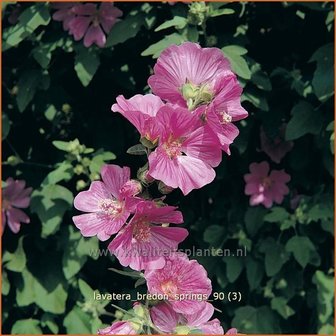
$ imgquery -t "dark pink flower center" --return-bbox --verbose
[98,198,123,216]
[262,177,273,188]
[132,220,151,242]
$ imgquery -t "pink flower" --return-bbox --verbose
[108,200,188,271]
[260,125,293,163]
[148,104,222,195]
[144,252,212,314]
[52,3,78,31]
[244,161,291,208]
[150,302,224,334]
[2,178,32,234]
[148,42,248,153]
[73,164,140,241]
[54,2,122,48]
[111,94,164,145]
[119,180,142,198]
[98,321,137,335]
[226,328,238,335]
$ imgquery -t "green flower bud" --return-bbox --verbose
[6,155,22,166]
[74,164,84,175]
[158,181,174,194]
[76,180,87,191]
[62,103,71,114]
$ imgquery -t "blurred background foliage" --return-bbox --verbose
[2,1,334,334]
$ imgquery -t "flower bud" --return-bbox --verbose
[120,180,142,197]
[158,181,174,194]
[74,164,84,175]
[76,180,87,191]
[62,103,71,114]
[140,136,157,149]
[137,165,155,185]
[6,155,22,166]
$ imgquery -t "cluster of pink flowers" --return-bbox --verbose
[73,42,246,334]
[112,42,248,195]
[73,165,238,334]
[2,178,32,234]
[52,2,122,47]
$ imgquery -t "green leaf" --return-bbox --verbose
[16,268,67,314]
[224,257,244,282]
[309,43,334,102]
[2,270,10,296]
[232,306,281,333]
[244,207,267,237]
[264,207,289,223]
[3,3,50,51]
[242,90,269,111]
[11,319,42,334]
[203,225,225,247]
[2,113,11,140]
[16,70,45,112]
[30,184,73,238]
[4,236,26,272]
[245,257,264,290]
[209,8,235,17]
[62,226,99,279]
[89,151,116,174]
[74,47,100,87]
[251,63,272,91]
[42,162,74,186]
[313,270,334,327]
[285,101,323,140]
[155,16,187,31]
[285,236,317,268]
[63,306,92,334]
[259,238,289,276]
[78,279,94,300]
[41,313,59,334]
[222,45,251,79]
[142,33,186,58]
[127,144,147,155]
[106,12,145,47]
[271,297,295,319]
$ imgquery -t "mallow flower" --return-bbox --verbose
[108,200,188,271]
[148,104,222,195]
[111,94,164,147]
[73,164,141,241]
[148,42,248,153]
[2,178,32,234]
[150,302,224,334]
[53,2,122,47]
[244,161,291,208]
[260,125,293,163]
[144,252,212,315]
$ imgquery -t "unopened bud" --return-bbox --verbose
[137,165,154,185]
[120,180,142,197]
[158,181,174,194]
[74,164,84,175]
[76,180,87,191]
[140,137,157,149]
[62,103,71,114]
[7,155,22,166]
